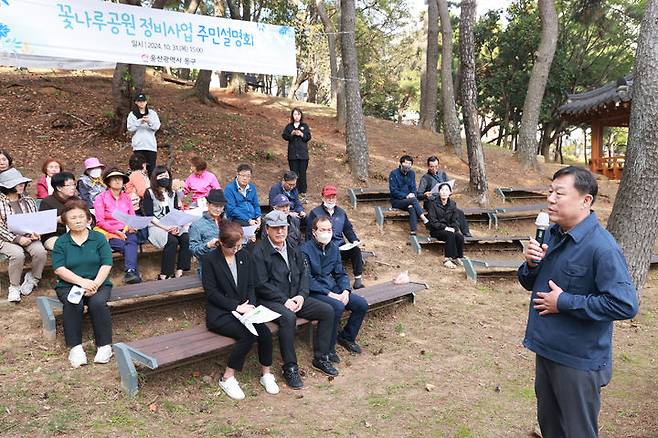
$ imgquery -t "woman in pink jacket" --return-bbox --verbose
[93,168,142,284]
[184,156,221,203]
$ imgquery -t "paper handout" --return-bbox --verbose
[158,209,198,228]
[339,240,363,251]
[7,209,57,235]
[231,305,281,336]
[241,224,258,244]
[112,210,153,230]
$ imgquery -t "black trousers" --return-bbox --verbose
[136,150,157,177]
[535,355,611,438]
[288,159,309,194]
[423,200,471,235]
[55,285,113,348]
[429,229,464,258]
[209,320,273,371]
[161,233,192,277]
[260,296,333,367]
[340,246,363,276]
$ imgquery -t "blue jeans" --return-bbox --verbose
[311,291,368,351]
[391,198,424,232]
[109,233,139,271]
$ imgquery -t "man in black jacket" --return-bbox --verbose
[253,210,338,389]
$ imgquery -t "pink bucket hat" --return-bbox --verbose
[84,157,105,170]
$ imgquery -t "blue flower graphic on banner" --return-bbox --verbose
[0,0,10,7]
[0,23,10,38]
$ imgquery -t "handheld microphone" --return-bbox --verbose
[535,212,550,245]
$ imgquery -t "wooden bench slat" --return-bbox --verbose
[110,276,202,301]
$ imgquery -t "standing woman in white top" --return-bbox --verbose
[126,93,160,177]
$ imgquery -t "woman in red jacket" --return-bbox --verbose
[36,158,63,199]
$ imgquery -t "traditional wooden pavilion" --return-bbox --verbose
[557,75,632,180]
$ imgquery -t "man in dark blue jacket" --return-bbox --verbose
[268,170,306,219]
[519,166,638,438]
[224,163,262,227]
[301,216,368,362]
[306,185,364,289]
[388,155,429,235]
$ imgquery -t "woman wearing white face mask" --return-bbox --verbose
[78,157,107,209]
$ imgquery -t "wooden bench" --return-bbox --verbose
[347,187,390,209]
[36,276,203,341]
[375,206,497,232]
[462,257,523,282]
[410,235,528,255]
[651,254,658,267]
[495,187,547,203]
[495,203,548,223]
[112,280,427,396]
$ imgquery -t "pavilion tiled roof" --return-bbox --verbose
[557,75,633,119]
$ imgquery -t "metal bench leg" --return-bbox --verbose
[113,343,139,397]
[462,257,478,283]
[347,189,357,209]
[36,296,63,341]
[410,235,421,255]
[374,207,384,232]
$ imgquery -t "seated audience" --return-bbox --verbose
[78,157,106,209]
[268,171,305,219]
[202,221,278,400]
[189,189,225,269]
[253,210,337,389]
[0,149,13,174]
[39,172,80,250]
[142,165,192,280]
[418,156,471,236]
[307,185,364,289]
[301,216,368,363]
[0,168,47,302]
[125,152,150,212]
[389,155,429,235]
[52,200,113,368]
[426,180,465,269]
[36,158,63,199]
[262,194,302,247]
[93,168,141,284]
[184,156,221,203]
[224,163,261,227]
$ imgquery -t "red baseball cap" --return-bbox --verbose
[321,185,337,196]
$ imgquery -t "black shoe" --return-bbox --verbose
[353,278,364,289]
[282,364,304,389]
[124,269,142,284]
[312,355,339,376]
[463,232,472,238]
[337,336,362,354]
[328,351,341,364]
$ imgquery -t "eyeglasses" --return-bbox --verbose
[63,183,76,188]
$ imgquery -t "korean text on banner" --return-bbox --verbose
[0,0,296,76]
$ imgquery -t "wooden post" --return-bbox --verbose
[590,120,604,174]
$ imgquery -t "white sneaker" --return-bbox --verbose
[7,286,21,303]
[94,345,113,364]
[260,373,280,395]
[219,376,245,400]
[443,259,457,269]
[452,258,463,266]
[68,345,88,368]
[20,272,39,296]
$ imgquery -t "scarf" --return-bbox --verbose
[132,105,149,120]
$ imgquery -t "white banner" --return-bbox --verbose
[0,0,297,75]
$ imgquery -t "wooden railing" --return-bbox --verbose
[589,156,625,180]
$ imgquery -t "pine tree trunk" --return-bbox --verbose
[607,0,658,294]
[109,63,145,137]
[316,0,338,107]
[335,0,347,130]
[438,0,462,156]
[516,0,558,168]
[340,0,368,181]
[419,0,438,131]
[459,0,487,205]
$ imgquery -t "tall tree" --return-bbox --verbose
[515,0,558,167]
[459,0,487,204]
[335,0,347,129]
[437,0,462,156]
[606,0,658,294]
[340,0,368,181]
[316,0,339,107]
[419,0,439,131]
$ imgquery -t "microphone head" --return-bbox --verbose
[535,211,550,229]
